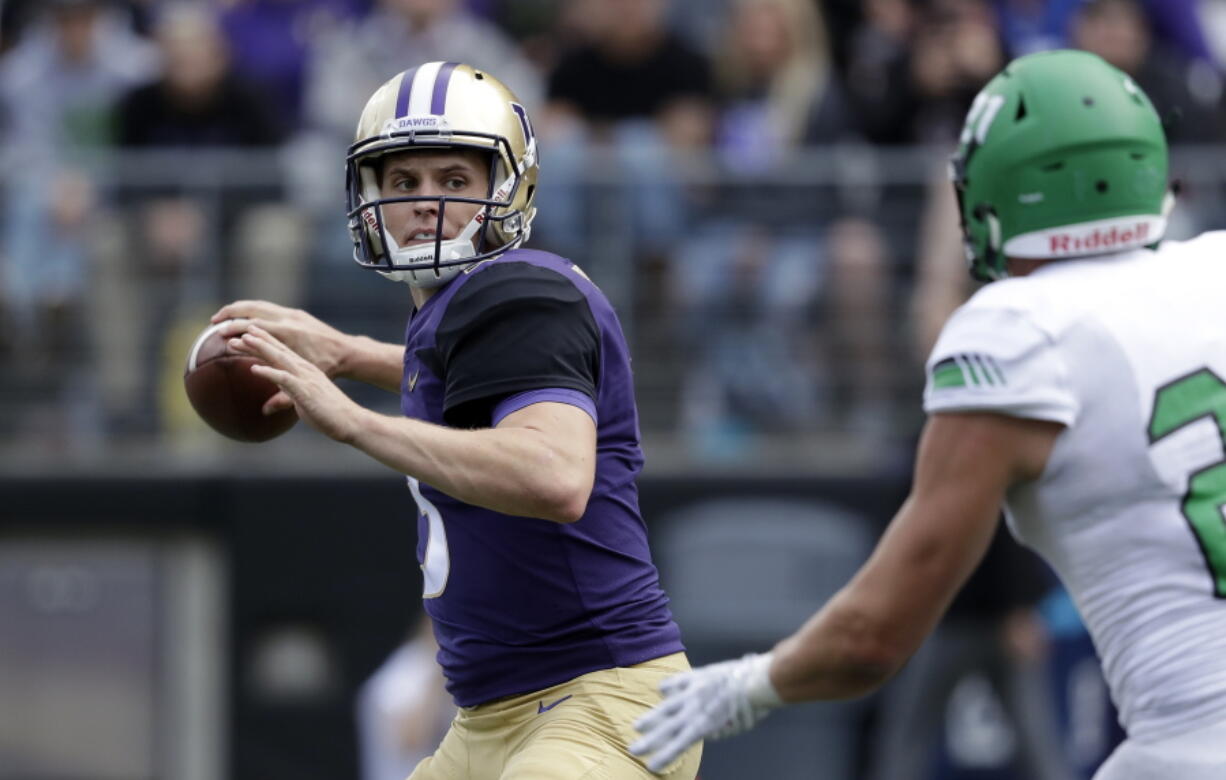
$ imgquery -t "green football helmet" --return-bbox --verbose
[950,49,1172,281]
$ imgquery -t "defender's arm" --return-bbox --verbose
[769,411,1061,700]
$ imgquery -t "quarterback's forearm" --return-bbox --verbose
[346,408,590,522]
[336,335,405,393]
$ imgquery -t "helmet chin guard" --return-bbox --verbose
[375,206,482,287]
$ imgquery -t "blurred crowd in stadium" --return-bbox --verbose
[1,0,1225,466]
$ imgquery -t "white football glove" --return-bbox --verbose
[630,652,783,773]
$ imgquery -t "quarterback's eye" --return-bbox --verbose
[443,176,469,191]
[390,176,418,192]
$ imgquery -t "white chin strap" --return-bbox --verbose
[377,211,483,288]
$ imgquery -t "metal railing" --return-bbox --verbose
[2,145,1222,476]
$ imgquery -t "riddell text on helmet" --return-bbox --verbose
[1049,221,1150,254]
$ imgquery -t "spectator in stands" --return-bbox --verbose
[1,0,166,54]
[835,0,916,145]
[671,225,826,454]
[305,0,542,145]
[1072,0,1226,145]
[98,3,299,436]
[218,0,370,124]
[535,0,712,257]
[0,0,155,394]
[0,0,41,53]
[117,7,285,149]
[990,0,1081,55]
[544,0,711,147]
[909,0,1005,143]
[713,0,852,168]
[672,0,898,448]
[489,0,589,72]
[357,613,455,780]
[1139,0,1218,65]
[840,0,1003,145]
[991,0,1216,63]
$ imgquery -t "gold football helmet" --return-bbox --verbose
[346,62,539,287]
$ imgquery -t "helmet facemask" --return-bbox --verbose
[346,134,531,288]
[950,151,1005,283]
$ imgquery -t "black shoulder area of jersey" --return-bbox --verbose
[432,261,601,428]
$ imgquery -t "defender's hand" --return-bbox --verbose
[229,326,365,443]
[630,652,782,773]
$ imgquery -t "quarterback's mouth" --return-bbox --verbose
[405,231,449,246]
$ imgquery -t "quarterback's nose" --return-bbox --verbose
[412,191,441,216]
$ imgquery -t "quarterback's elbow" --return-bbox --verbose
[550,499,588,524]
[542,484,591,524]
[526,471,591,524]
[549,455,595,523]
[530,496,587,524]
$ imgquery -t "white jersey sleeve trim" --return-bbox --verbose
[924,301,1078,426]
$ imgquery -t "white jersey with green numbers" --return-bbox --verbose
[924,233,1226,743]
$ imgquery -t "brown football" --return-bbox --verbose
[184,321,297,442]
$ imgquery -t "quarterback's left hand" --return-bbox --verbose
[630,652,782,773]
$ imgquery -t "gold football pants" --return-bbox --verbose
[408,652,702,779]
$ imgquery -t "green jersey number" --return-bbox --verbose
[1149,368,1226,598]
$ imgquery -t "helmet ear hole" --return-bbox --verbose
[1096,180,1109,193]
[1015,97,1027,121]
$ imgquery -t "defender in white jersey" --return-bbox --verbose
[631,50,1226,779]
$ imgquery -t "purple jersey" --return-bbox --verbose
[399,249,684,706]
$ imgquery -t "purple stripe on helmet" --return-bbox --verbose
[395,67,418,118]
[430,62,460,115]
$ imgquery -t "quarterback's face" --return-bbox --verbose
[378,149,491,248]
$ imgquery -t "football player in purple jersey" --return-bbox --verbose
[213,62,701,779]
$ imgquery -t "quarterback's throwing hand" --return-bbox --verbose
[213,300,350,379]
[230,326,363,443]
[630,652,782,773]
